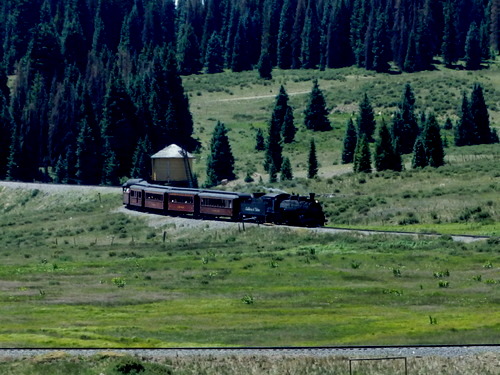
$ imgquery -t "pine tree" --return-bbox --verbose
[130,137,152,180]
[204,32,225,74]
[455,92,474,146]
[0,95,11,179]
[75,118,101,185]
[101,139,120,186]
[403,31,418,73]
[277,0,295,69]
[281,106,296,144]
[258,50,273,80]
[177,23,203,75]
[465,22,482,70]
[357,93,376,142]
[231,14,252,72]
[422,113,445,168]
[351,0,370,67]
[62,6,88,72]
[326,0,354,69]
[374,118,402,172]
[264,111,283,173]
[65,146,77,184]
[100,67,139,178]
[341,118,358,164]
[304,80,331,131]
[26,19,64,83]
[54,154,68,184]
[0,65,9,101]
[479,20,491,60]
[353,135,371,173]
[280,156,293,181]
[442,0,459,67]
[443,117,453,130]
[201,0,223,56]
[272,85,290,125]
[206,121,236,187]
[291,0,307,69]
[371,11,391,73]
[6,122,22,181]
[255,128,265,151]
[392,83,419,154]
[8,72,46,181]
[264,86,290,171]
[149,48,197,151]
[300,0,320,69]
[307,138,318,179]
[261,0,283,67]
[470,83,493,144]
[412,138,428,168]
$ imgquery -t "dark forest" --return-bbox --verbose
[0,0,498,183]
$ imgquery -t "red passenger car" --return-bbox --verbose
[199,192,239,218]
[167,191,198,215]
[128,185,144,208]
[144,187,167,211]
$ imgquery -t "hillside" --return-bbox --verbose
[176,65,500,236]
[0,182,498,347]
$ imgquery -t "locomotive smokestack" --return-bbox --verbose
[309,193,315,200]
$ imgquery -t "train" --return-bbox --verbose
[122,179,326,227]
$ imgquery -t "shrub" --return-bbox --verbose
[392,268,402,277]
[112,278,126,288]
[241,294,254,304]
[351,261,361,269]
[438,280,449,288]
[113,358,145,374]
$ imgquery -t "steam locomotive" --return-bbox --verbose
[122,179,326,227]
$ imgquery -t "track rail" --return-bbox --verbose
[314,225,493,243]
[0,345,498,359]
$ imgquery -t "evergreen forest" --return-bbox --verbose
[0,0,498,183]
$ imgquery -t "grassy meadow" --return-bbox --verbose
[184,62,500,183]
[0,65,499,350]
[0,183,498,348]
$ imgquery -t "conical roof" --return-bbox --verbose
[151,144,194,159]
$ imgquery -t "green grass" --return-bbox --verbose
[0,186,498,347]
[184,63,500,182]
[1,65,499,349]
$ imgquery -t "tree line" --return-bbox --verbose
[4,0,495,74]
[0,0,498,184]
[342,82,498,174]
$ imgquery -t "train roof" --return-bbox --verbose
[123,179,146,187]
[142,186,169,194]
[123,179,251,199]
[199,192,240,200]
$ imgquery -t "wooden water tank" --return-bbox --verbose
[150,144,195,183]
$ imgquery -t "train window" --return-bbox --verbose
[201,198,232,208]
[146,193,163,201]
[170,195,194,204]
[130,191,136,197]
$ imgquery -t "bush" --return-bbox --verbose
[114,358,145,374]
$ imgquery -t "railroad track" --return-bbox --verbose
[0,345,498,359]
[1,180,495,243]
[313,225,494,243]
